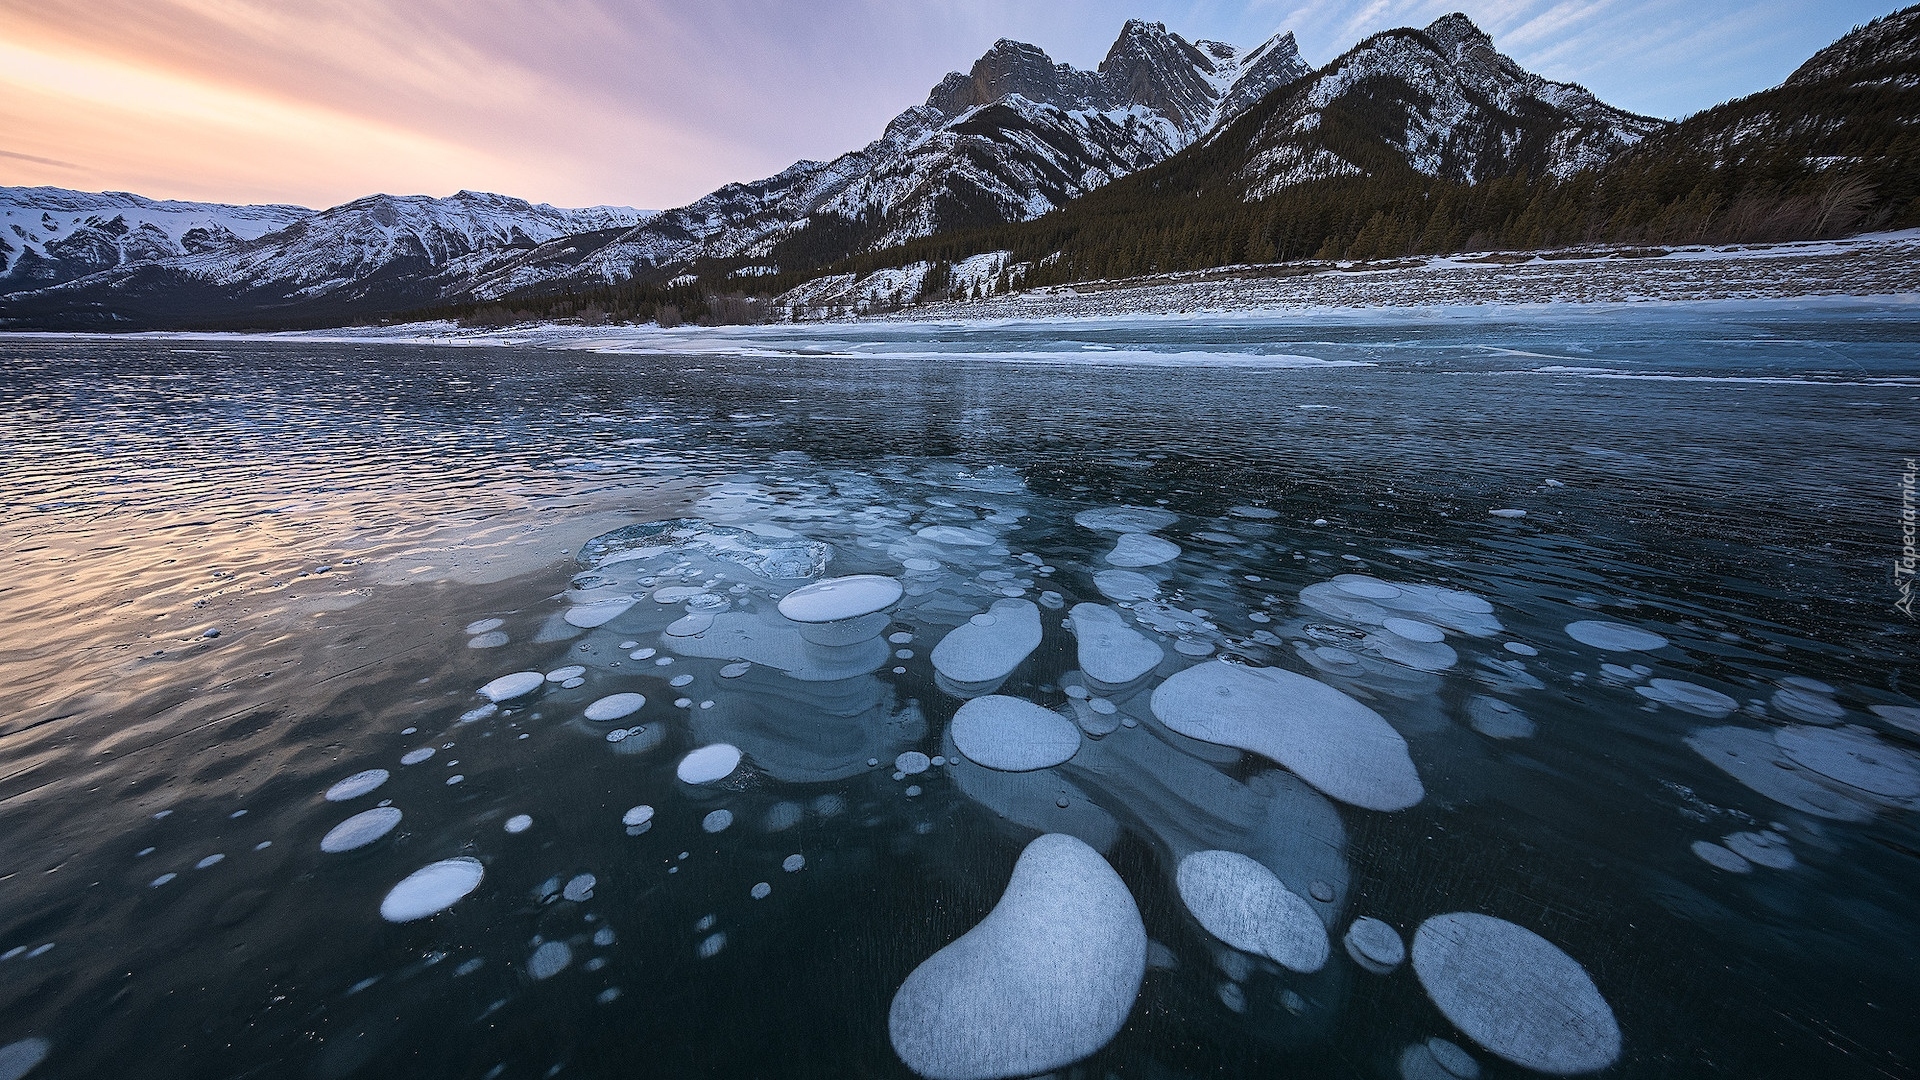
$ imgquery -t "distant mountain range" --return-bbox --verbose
[2,6,1915,330]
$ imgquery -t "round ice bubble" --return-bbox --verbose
[1411,912,1619,1074]
[677,744,742,784]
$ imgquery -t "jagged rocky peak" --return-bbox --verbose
[1097,19,1220,132]
[926,39,1104,115]
[1217,30,1310,122]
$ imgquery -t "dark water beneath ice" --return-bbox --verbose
[0,301,1917,1080]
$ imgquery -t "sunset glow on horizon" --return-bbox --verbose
[1,0,1902,212]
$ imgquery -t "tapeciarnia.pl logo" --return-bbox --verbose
[1898,457,1916,619]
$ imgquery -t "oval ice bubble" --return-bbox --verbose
[622,805,654,827]
[1105,533,1180,568]
[584,693,646,722]
[777,574,904,623]
[324,769,389,802]
[479,671,545,702]
[950,696,1082,772]
[1411,912,1620,1075]
[1175,850,1328,973]
[380,857,485,922]
[320,807,402,853]
[1564,620,1668,652]
[1344,916,1406,974]
[677,743,742,784]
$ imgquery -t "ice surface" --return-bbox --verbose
[950,696,1082,772]
[1175,850,1328,973]
[677,743,742,784]
[320,807,402,853]
[1412,912,1620,1074]
[1465,696,1535,739]
[584,693,646,721]
[324,769,389,802]
[1564,621,1668,652]
[480,672,545,702]
[380,857,485,922]
[1151,661,1424,811]
[888,834,1145,1080]
[0,1039,48,1080]
[1069,604,1164,686]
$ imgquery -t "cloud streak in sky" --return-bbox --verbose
[0,0,1900,210]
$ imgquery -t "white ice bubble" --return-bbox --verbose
[467,632,509,649]
[1151,661,1424,812]
[1383,618,1445,643]
[931,599,1042,691]
[459,704,497,723]
[896,752,931,776]
[1723,831,1795,869]
[1106,533,1181,568]
[479,671,545,702]
[380,857,485,922]
[703,809,734,833]
[149,873,176,888]
[888,834,1145,1080]
[465,619,505,635]
[1069,604,1164,686]
[1489,509,1527,519]
[1687,726,1876,821]
[1230,506,1279,520]
[504,815,533,834]
[783,854,806,872]
[1564,620,1668,652]
[1344,916,1406,974]
[1334,577,1402,599]
[545,665,587,683]
[751,882,771,900]
[719,662,752,679]
[1075,506,1178,533]
[321,807,403,853]
[1465,696,1536,740]
[401,747,435,766]
[951,696,1083,772]
[563,873,596,901]
[196,854,224,869]
[677,743,742,784]
[1176,850,1328,973]
[528,940,572,980]
[669,674,693,688]
[622,805,654,827]
[1691,840,1752,873]
[584,693,646,722]
[1092,569,1159,602]
[1503,641,1539,656]
[1636,679,1738,718]
[325,769,390,802]
[778,574,904,622]
[1870,704,1920,735]
[917,525,996,547]
[1774,726,1920,798]
[1411,912,1620,1075]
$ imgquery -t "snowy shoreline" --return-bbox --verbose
[4,231,1916,351]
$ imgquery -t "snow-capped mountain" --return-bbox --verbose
[3,190,650,325]
[0,188,312,292]
[1235,14,1665,199]
[469,20,1310,296]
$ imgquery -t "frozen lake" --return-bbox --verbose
[0,300,1916,1079]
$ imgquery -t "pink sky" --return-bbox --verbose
[0,0,1897,211]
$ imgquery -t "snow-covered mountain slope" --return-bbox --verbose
[472,20,1310,295]
[2,191,651,326]
[1235,14,1666,199]
[0,187,312,292]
